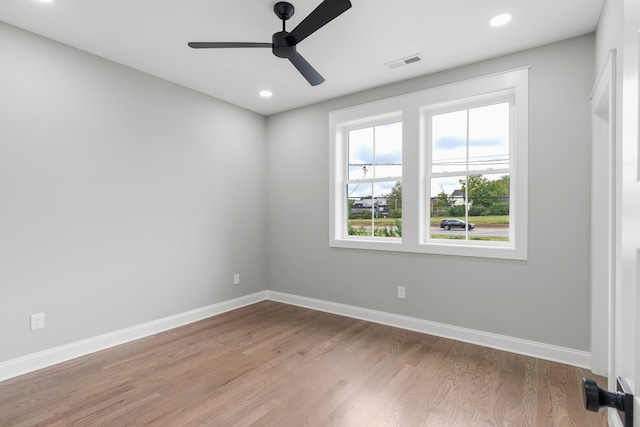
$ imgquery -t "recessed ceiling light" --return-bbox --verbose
[259,90,273,98]
[490,13,512,27]
[36,0,54,3]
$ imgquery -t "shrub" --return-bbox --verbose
[348,226,367,236]
[489,203,510,215]
[390,209,402,218]
[447,205,465,217]
[373,226,400,238]
[469,205,491,216]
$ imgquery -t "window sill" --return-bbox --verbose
[330,238,526,260]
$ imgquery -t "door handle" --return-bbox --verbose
[583,377,634,426]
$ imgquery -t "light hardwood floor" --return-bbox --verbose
[1,301,607,426]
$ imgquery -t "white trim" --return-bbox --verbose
[609,411,623,427]
[1,289,592,383]
[590,49,617,378]
[328,66,531,119]
[266,291,591,369]
[0,291,267,382]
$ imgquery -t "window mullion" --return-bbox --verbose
[372,127,376,234]
[346,177,402,185]
[465,109,470,239]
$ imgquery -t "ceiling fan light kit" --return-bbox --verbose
[188,0,352,86]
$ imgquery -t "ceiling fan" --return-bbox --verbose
[188,0,352,86]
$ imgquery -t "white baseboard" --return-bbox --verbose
[265,291,592,369]
[0,291,267,382]
[0,289,592,383]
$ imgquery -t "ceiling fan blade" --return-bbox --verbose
[188,42,272,49]
[287,0,352,45]
[289,52,325,86]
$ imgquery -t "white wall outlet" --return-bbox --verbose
[397,286,406,299]
[31,313,45,330]
[233,274,240,285]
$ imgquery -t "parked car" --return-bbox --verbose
[440,218,475,230]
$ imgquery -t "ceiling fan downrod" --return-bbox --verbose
[273,2,296,58]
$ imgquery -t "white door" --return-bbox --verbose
[613,0,640,425]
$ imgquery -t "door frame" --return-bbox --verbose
[590,49,617,379]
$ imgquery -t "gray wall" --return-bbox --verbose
[266,34,595,351]
[0,22,267,362]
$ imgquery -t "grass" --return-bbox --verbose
[348,218,400,227]
[430,215,509,226]
[430,234,510,242]
[348,215,509,227]
[348,216,509,241]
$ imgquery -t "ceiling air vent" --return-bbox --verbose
[386,54,422,69]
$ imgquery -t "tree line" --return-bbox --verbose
[351,175,510,219]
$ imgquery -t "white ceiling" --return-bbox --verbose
[0,0,603,116]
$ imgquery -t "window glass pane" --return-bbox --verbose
[432,110,467,173]
[429,176,467,240]
[385,181,403,221]
[466,173,510,242]
[468,103,509,171]
[348,128,373,180]
[347,182,401,238]
[374,122,402,179]
[347,182,371,204]
[428,174,511,242]
[347,183,371,236]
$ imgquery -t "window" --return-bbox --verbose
[426,98,512,242]
[346,120,402,238]
[330,68,528,259]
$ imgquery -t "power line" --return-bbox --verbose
[348,166,369,196]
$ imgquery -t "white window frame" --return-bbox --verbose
[341,114,403,241]
[329,68,528,260]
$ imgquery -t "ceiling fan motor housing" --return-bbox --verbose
[272,31,296,58]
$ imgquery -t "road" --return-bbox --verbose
[430,226,509,238]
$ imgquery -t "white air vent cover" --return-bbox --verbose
[385,54,422,69]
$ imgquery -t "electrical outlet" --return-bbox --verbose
[31,313,45,330]
[233,274,240,285]
[397,286,406,299]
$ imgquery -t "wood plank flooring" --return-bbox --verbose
[0,301,607,426]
